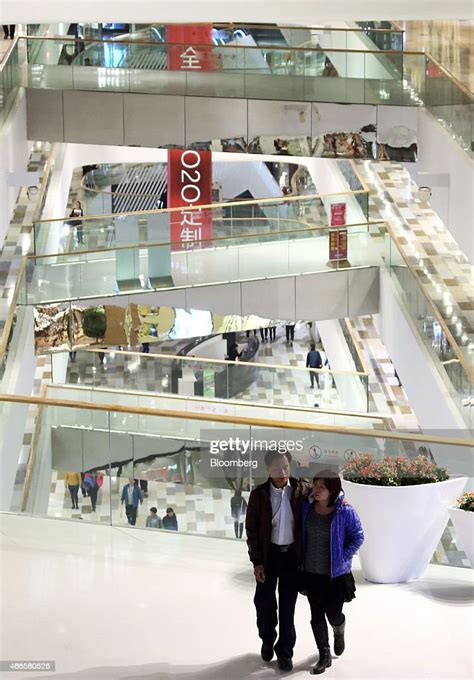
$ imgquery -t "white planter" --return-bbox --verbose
[342,476,467,583]
[448,506,474,568]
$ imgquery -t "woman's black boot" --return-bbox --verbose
[332,615,345,656]
[311,647,332,675]
[311,622,332,675]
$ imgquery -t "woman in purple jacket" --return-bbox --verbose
[300,472,364,675]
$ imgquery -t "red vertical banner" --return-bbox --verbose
[167,24,214,72]
[329,202,348,261]
[168,149,213,251]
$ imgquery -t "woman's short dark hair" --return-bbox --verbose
[150,507,157,513]
[264,449,292,468]
[313,470,342,506]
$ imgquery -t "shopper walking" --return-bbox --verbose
[285,323,295,345]
[3,25,15,39]
[64,471,82,509]
[162,507,178,530]
[146,507,163,529]
[121,479,144,526]
[69,200,84,245]
[82,471,103,512]
[230,489,248,539]
[301,472,364,675]
[246,450,309,672]
[306,343,323,389]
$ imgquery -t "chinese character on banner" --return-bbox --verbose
[179,46,201,70]
[167,24,214,72]
[168,149,213,251]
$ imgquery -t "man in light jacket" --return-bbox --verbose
[121,479,144,526]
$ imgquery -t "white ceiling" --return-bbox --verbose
[1,0,473,23]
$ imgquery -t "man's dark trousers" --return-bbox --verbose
[253,544,299,659]
[126,504,137,525]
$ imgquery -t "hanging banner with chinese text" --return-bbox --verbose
[168,149,213,251]
[167,24,214,72]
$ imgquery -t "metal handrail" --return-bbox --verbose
[33,187,368,226]
[1,393,472,446]
[27,220,373,261]
[17,34,424,56]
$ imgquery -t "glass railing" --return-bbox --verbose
[1,394,471,562]
[355,22,404,51]
[0,39,20,128]
[157,22,405,51]
[49,348,371,414]
[46,384,382,431]
[53,23,405,53]
[0,146,56,386]
[32,190,369,256]
[386,231,473,428]
[22,36,411,106]
[20,221,384,305]
[1,35,471,153]
[424,58,473,154]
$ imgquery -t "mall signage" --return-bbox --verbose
[167,149,213,250]
[166,24,214,71]
[330,202,346,226]
[329,201,348,262]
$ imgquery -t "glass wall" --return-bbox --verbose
[1,395,471,569]
[49,349,370,414]
[32,190,370,256]
[22,221,384,305]
[386,233,473,428]
[18,36,417,106]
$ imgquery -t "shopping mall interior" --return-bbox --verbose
[0,2,473,679]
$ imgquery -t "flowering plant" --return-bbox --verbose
[341,454,449,486]
[456,492,474,512]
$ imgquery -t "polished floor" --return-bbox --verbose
[400,20,474,94]
[0,513,473,680]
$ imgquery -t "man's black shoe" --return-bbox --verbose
[278,657,293,672]
[261,642,274,662]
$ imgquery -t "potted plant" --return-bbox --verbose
[448,492,474,568]
[341,454,467,583]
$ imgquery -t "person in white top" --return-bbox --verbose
[246,449,309,673]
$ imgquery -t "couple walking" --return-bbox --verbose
[246,449,364,674]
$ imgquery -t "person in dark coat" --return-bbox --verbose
[246,449,310,672]
[162,507,178,530]
[306,343,323,388]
